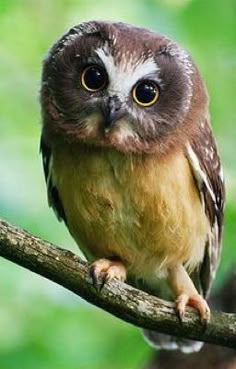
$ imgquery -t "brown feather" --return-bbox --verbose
[186,118,225,296]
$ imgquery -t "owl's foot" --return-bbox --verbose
[175,293,210,324]
[90,258,126,291]
[168,264,210,325]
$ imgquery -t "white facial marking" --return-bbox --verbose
[111,120,138,143]
[95,46,160,101]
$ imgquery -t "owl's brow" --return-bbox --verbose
[95,45,161,101]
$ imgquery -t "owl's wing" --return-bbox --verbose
[40,136,67,224]
[185,120,225,297]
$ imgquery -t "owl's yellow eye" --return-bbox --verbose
[81,65,107,92]
[132,81,159,107]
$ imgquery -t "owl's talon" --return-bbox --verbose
[175,307,184,323]
[201,316,208,329]
[175,293,210,325]
[175,293,188,322]
[90,258,126,292]
[90,265,105,291]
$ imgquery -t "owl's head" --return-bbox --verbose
[41,21,208,154]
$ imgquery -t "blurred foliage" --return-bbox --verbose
[0,0,235,368]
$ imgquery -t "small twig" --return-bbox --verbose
[0,218,235,349]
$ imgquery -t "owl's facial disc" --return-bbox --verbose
[41,21,205,153]
[89,45,161,138]
[77,46,162,142]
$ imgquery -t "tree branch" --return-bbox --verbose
[0,218,235,349]
[143,271,236,368]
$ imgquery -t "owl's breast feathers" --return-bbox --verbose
[40,136,225,295]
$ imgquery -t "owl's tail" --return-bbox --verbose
[143,329,203,353]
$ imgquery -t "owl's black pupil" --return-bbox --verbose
[83,67,105,90]
[135,82,156,104]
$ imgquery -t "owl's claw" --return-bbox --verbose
[90,258,126,291]
[90,264,105,291]
[175,293,210,325]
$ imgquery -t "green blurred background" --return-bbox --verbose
[0,0,235,368]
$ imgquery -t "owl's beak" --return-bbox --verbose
[103,96,123,131]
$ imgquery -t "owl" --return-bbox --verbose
[40,21,225,352]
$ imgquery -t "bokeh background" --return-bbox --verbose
[0,0,235,368]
